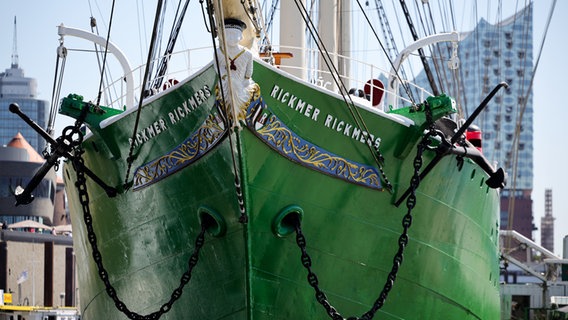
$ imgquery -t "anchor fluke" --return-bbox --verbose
[14,186,34,206]
[486,167,506,189]
[9,103,20,113]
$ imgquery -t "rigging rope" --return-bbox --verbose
[293,0,393,190]
[374,0,399,60]
[151,0,192,91]
[420,1,448,95]
[47,46,66,137]
[370,0,414,103]
[94,0,117,107]
[124,0,166,187]
[240,0,262,35]
[260,0,279,47]
[397,0,439,96]
[357,0,417,104]
[90,17,118,108]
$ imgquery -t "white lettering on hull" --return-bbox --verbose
[129,85,212,148]
[270,84,381,149]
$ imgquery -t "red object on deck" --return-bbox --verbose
[466,126,482,152]
[363,79,385,107]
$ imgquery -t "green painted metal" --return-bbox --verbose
[62,59,500,319]
[59,94,124,129]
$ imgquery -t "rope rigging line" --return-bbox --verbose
[47,46,66,137]
[151,0,192,91]
[124,0,166,188]
[136,0,149,64]
[398,0,440,97]
[91,0,117,108]
[239,0,262,35]
[371,0,412,93]
[199,0,213,34]
[425,1,460,98]
[418,1,448,95]
[389,0,418,82]
[260,0,279,47]
[293,0,393,189]
[373,0,398,60]
[150,1,168,92]
[89,16,119,109]
[357,0,417,105]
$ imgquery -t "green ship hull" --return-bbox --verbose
[61,59,501,319]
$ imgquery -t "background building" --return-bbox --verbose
[411,4,536,242]
[0,230,76,308]
[0,131,69,229]
[459,6,537,257]
[0,133,56,226]
[540,189,554,252]
[459,5,536,266]
[0,17,49,153]
[458,4,534,239]
[0,17,77,311]
[0,132,78,309]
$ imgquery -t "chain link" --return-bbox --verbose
[372,144,393,192]
[293,127,437,320]
[70,126,207,319]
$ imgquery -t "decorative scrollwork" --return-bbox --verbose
[246,99,383,190]
[133,112,227,190]
[132,92,383,191]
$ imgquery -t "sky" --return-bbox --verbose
[1,0,567,256]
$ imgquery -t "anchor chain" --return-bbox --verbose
[71,128,207,319]
[293,127,437,320]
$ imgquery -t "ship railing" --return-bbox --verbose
[93,45,433,112]
[57,24,214,112]
[262,45,433,110]
[96,46,214,110]
[58,24,438,113]
[500,230,568,284]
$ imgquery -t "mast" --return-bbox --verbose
[318,0,350,89]
[279,0,306,79]
[12,16,19,68]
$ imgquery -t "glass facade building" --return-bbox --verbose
[458,4,534,192]
[461,4,534,239]
[0,62,48,152]
[410,4,534,239]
